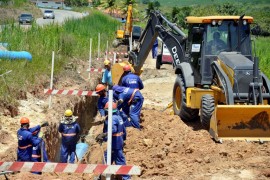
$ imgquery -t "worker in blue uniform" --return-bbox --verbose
[95,102,130,180]
[17,117,44,162]
[120,64,144,90]
[96,84,108,118]
[58,109,81,163]
[30,125,49,174]
[102,59,113,89]
[152,39,158,59]
[113,85,144,130]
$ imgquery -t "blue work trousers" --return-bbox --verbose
[129,97,144,130]
[60,143,76,163]
[104,149,131,180]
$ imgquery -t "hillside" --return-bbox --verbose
[154,0,270,7]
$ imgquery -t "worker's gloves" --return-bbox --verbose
[118,99,123,105]
[95,133,107,144]
[41,121,49,127]
[38,132,44,138]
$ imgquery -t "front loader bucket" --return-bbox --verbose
[210,105,270,142]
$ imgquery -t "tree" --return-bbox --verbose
[146,2,155,16]
[173,6,191,28]
[120,0,138,18]
[153,1,160,8]
[217,2,239,15]
[101,0,117,15]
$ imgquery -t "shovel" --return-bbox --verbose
[160,102,173,112]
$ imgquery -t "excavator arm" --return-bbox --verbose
[129,11,187,74]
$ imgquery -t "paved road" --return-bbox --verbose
[36,8,85,26]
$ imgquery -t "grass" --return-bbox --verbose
[0,10,120,105]
[255,37,270,77]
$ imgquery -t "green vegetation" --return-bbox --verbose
[255,37,270,77]
[149,0,270,7]
[0,10,119,105]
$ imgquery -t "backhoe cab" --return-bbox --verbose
[113,11,270,142]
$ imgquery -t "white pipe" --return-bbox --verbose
[106,40,108,60]
[113,52,116,64]
[88,38,92,79]
[98,33,100,60]
[129,32,132,51]
[49,51,55,109]
[106,90,113,180]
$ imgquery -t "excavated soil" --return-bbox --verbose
[1,48,270,180]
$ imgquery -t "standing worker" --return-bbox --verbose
[96,84,108,118]
[30,125,49,174]
[17,117,45,162]
[121,64,144,90]
[152,39,158,59]
[113,85,144,130]
[58,109,81,163]
[102,59,113,89]
[95,102,130,180]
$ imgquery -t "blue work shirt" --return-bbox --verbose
[98,96,109,117]
[58,121,80,145]
[114,87,143,109]
[103,113,125,149]
[102,69,113,86]
[29,126,49,162]
[121,72,144,90]
[17,125,42,161]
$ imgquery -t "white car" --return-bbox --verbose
[43,10,55,19]
[156,43,173,69]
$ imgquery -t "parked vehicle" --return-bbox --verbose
[43,10,55,19]
[18,13,34,25]
[156,43,173,69]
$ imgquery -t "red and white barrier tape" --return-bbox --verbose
[96,58,123,62]
[0,162,141,175]
[87,68,105,73]
[106,51,128,55]
[44,89,98,96]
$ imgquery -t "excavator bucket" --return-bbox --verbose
[209,105,270,142]
[111,61,138,85]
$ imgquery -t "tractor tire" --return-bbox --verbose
[156,54,162,69]
[200,94,215,130]
[173,75,199,122]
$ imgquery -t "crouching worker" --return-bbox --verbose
[30,123,49,174]
[95,102,130,180]
[58,109,81,163]
[17,117,43,162]
[113,85,144,130]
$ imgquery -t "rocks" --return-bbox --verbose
[143,138,153,147]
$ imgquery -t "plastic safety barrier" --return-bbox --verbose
[0,162,141,175]
[44,89,98,96]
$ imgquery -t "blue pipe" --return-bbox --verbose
[0,50,32,61]
[76,142,89,161]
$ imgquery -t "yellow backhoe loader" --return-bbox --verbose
[112,11,270,143]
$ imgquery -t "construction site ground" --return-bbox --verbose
[0,49,270,180]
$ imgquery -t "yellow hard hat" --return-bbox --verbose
[104,60,111,66]
[64,109,73,117]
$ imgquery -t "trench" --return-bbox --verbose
[45,95,99,162]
